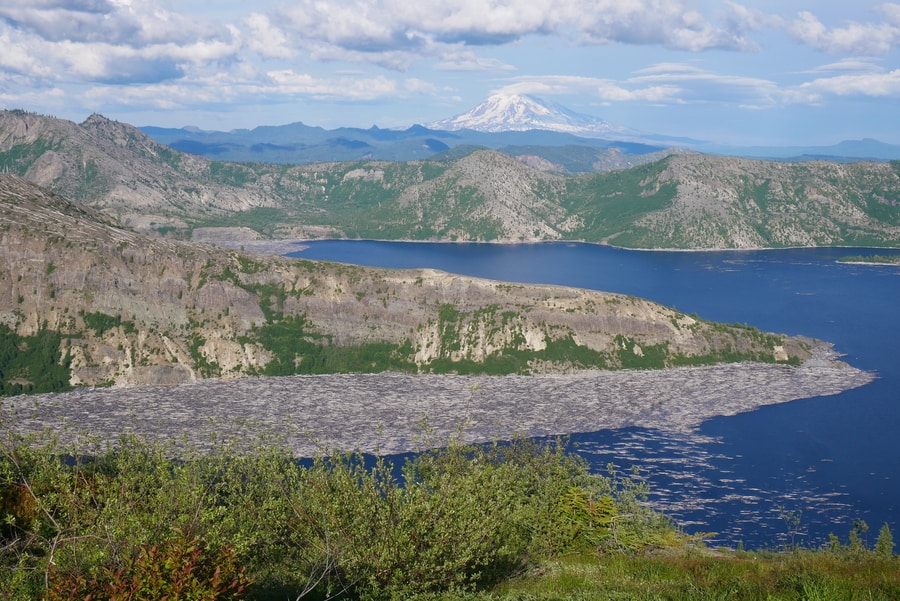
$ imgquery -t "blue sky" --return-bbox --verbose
[1,1,898,146]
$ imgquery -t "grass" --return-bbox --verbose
[439,550,900,601]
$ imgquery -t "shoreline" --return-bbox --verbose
[2,352,874,457]
[204,235,900,257]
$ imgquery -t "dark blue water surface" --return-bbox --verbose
[290,241,900,549]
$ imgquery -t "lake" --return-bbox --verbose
[289,241,900,549]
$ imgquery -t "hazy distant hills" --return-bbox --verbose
[2,109,899,249]
[710,138,900,162]
[140,94,690,173]
[141,122,675,175]
[140,94,900,168]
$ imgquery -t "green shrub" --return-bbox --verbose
[0,428,687,600]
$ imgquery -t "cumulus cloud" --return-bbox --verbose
[721,0,783,34]
[789,7,900,54]
[575,0,756,51]
[0,0,242,84]
[0,1,226,46]
[261,0,760,70]
[878,2,900,24]
[244,12,294,59]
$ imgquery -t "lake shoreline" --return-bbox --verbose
[203,235,900,259]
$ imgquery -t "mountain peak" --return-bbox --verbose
[426,94,636,138]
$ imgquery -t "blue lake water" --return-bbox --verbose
[289,241,900,549]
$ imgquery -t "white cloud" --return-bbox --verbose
[262,71,399,100]
[434,49,516,72]
[721,1,784,33]
[396,0,560,44]
[789,9,900,54]
[790,69,900,103]
[244,13,293,59]
[575,0,756,51]
[82,80,234,111]
[0,0,242,84]
[260,0,761,72]
[0,1,226,46]
[495,74,682,104]
[77,69,406,114]
[628,63,781,108]
[878,2,900,24]
[806,58,885,74]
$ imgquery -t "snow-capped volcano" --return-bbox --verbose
[427,94,637,138]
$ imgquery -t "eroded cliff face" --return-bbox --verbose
[1,174,814,389]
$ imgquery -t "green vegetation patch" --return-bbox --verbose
[563,160,678,245]
[0,139,58,176]
[3,431,893,601]
[838,254,900,265]
[0,323,71,396]
[80,310,137,337]
[249,314,416,375]
[0,433,687,601]
[492,547,899,601]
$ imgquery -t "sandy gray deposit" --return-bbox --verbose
[0,348,874,457]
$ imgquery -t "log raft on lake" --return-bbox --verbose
[1,348,874,456]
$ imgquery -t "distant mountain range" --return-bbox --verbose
[140,94,900,168]
[710,138,900,162]
[141,110,676,175]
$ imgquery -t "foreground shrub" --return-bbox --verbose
[0,429,679,600]
[46,534,250,601]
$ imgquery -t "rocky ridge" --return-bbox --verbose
[1,174,817,389]
[0,110,275,232]
[641,155,900,248]
[2,110,899,249]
